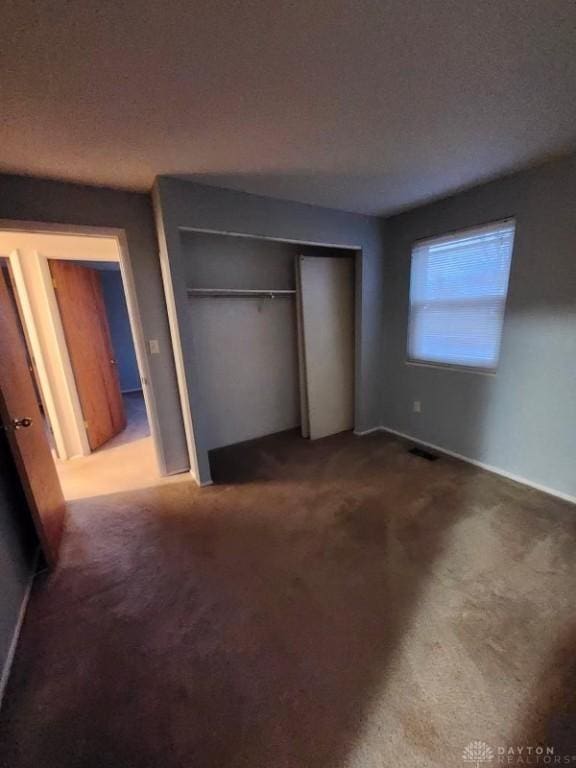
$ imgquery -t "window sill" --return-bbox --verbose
[405,360,497,377]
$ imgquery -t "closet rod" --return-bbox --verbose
[187,288,296,298]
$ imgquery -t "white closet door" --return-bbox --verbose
[297,255,354,439]
[295,258,310,437]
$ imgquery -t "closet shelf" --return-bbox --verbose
[187,288,296,299]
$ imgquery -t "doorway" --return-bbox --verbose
[0,226,163,502]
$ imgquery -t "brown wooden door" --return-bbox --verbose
[50,261,126,451]
[0,268,66,566]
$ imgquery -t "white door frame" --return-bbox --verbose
[0,220,167,475]
[3,248,82,459]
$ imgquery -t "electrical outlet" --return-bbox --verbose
[149,339,160,354]
[413,400,421,413]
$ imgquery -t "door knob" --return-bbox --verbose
[12,417,33,429]
[110,359,117,365]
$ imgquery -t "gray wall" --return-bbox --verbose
[154,178,387,484]
[0,174,188,475]
[99,270,141,392]
[382,154,576,499]
[0,427,37,698]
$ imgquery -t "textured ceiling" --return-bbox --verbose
[2,0,576,214]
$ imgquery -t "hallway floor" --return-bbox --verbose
[1,430,575,767]
[54,392,175,500]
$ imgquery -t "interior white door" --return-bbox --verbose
[297,255,354,439]
[295,258,310,438]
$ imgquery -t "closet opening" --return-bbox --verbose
[179,230,359,480]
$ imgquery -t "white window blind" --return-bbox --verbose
[408,220,515,370]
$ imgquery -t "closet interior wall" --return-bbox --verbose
[182,231,300,451]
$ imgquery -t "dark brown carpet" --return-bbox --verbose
[1,430,575,767]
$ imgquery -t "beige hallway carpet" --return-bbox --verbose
[1,430,575,767]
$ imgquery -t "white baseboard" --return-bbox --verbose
[371,426,576,505]
[164,465,192,477]
[354,426,382,436]
[164,466,212,487]
[0,555,37,708]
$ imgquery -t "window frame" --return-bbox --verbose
[405,218,516,375]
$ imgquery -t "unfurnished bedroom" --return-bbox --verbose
[0,2,575,767]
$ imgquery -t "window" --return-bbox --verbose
[407,220,515,371]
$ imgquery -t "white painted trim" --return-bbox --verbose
[5,250,70,459]
[160,243,200,484]
[353,426,381,436]
[0,219,125,241]
[412,217,516,249]
[114,232,168,476]
[164,465,192,477]
[152,188,200,483]
[0,231,118,260]
[178,225,362,251]
[156,230,200,481]
[377,426,576,505]
[405,360,497,377]
[4,247,89,458]
[0,554,37,708]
